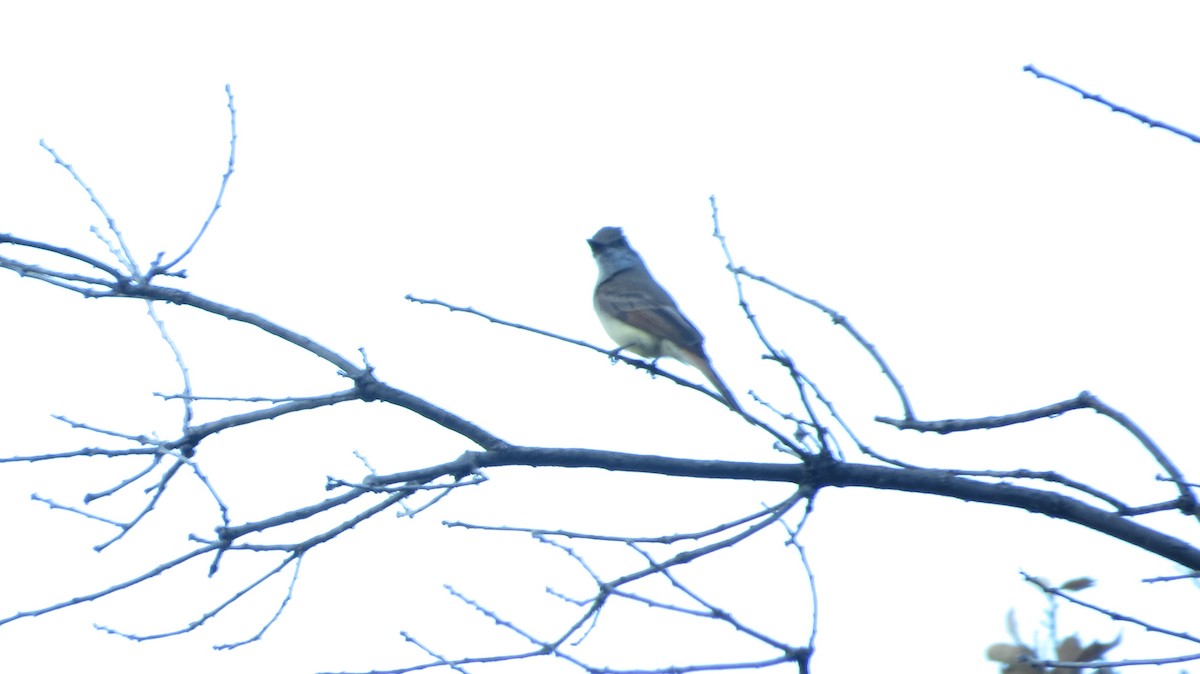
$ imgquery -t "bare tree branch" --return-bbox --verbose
[1023,572,1200,645]
[1024,64,1200,143]
[154,84,238,276]
[878,390,1200,521]
[3,86,1199,672]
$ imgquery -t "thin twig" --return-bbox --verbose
[155,84,238,274]
[38,140,141,275]
[446,492,801,543]
[1023,572,1200,644]
[1024,64,1200,143]
[733,263,915,421]
[406,294,797,451]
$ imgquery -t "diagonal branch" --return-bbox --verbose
[1024,64,1200,143]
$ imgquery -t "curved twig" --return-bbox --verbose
[155,84,238,275]
[732,263,915,422]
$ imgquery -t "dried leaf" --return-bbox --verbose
[987,643,1037,665]
[1076,635,1121,662]
[1057,635,1082,661]
[1060,577,1095,592]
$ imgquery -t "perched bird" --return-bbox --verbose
[588,226,739,411]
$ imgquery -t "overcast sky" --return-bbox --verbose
[2,2,1199,673]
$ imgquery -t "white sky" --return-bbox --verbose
[2,2,1199,673]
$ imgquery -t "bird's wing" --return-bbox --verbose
[596,276,705,350]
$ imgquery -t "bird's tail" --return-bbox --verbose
[693,356,742,413]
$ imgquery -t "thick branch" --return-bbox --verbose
[369,448,1200,570]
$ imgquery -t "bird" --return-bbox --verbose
[587,226,740,411]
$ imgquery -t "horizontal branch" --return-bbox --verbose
[369,448,1200,570]
[876,395,1088,434]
